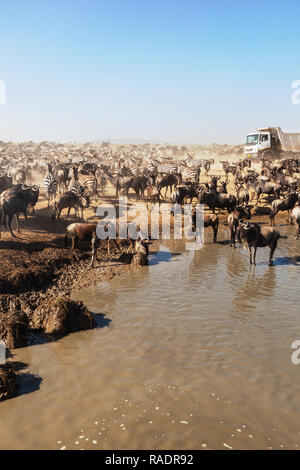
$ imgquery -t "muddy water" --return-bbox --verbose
[1,225,300,450]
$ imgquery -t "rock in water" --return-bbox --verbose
[30,297,96,338]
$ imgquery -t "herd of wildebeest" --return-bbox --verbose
[0,141,300,267]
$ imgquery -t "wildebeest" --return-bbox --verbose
[198,189,236,214]
[146,185,161,205]
[191,209,219,243]
[239,221,286,266]
[203,214,219,243]
[270,192,299,226]
[235,182,250,207]
[227,206,251,247]
[220,161,235,180]
[53,191,89,222]
[208,176,220,191]
[275,173,297,188]
[156,173,181,198]
[171,184,199,206]
[253,180,282,204]
[116,175,151,200]
[290,205,300,239]
[0,184,39,237]
[115,176,132,198]
[219,181,228,194]
[0,173,13,193]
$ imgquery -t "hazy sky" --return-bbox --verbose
[0,0,299,144]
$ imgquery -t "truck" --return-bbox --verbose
[244,127,300,161]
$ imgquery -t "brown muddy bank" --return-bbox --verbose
[0,237,133,352]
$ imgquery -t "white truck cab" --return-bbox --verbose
[245,132,271,159]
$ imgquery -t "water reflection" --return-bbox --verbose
[1,226,300,450]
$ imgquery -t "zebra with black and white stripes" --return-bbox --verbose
[145,162,158,176]
[68,181,90,211]
[69,181,85,197]
[81,175,98,201]
[156,163,179,175]
[128,166,141,177]
[181,166,201,183]
[44,163,57,208]
[199,159,214,176]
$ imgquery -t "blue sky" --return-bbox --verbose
[0,0,299,143]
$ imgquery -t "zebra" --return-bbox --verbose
[181,166,201,183]
[44,170,57,208]
[156,163,179,175]
[183,157,201,168]
[69,180,85,197]
[129,166,141,177]
[68,181,90,214]
[199,159,214,176]
[145,162,158,176]
[81,175,98,201]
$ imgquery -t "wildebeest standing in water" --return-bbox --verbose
[192,210,219,243]
[239,221,286,266]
